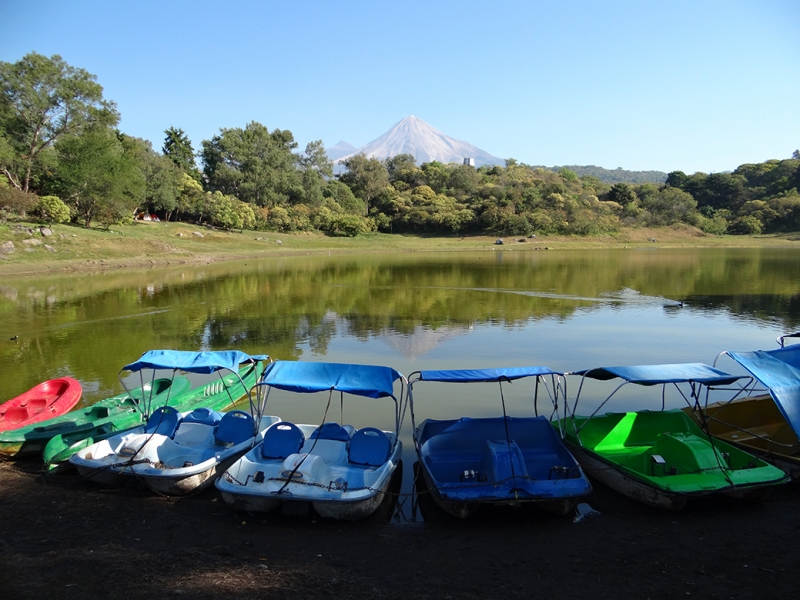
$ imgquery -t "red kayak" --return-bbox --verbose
[0,378,83,431]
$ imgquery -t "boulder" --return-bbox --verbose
[22,238,43,246]
[0,241,14,255]
[40,227,53,237]
[192,231,204,238]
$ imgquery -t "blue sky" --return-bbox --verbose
[2,0,798,173]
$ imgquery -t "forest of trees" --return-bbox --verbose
[2,53,799,237]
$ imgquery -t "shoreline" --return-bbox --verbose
[2,221,798,277]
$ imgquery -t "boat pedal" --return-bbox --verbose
[183,461,193,468]
[461,469,478,482]
[119,447,138,457]
[253,471,265,483]
[280,470,304,480]
[651,454,666,465]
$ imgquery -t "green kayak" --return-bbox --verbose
[0,376,191,459]
[43,359,265,471]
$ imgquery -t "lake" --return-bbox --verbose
[2,247,799,509]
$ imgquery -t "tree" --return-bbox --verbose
[122,135,182,220]
[201,121,302,207]
[608,182,637,206]
[163,127,200,181]
[0,52,118,192]
[55,127,143,227]
[299,140,332,206]
[339,154,389,216]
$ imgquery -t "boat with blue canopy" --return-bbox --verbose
[689,338,800,479]
[216,361,405,521]
[69,350,277,494]
[557,363,789,510]
[408,367,591,519]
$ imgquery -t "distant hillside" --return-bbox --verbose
[337,116,504,167]
[546,165,668,184]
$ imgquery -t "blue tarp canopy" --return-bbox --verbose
[123,350,267,374]
[259,361,403,399]
[417,366,560,384]
[576,363,743,386]
[726,346,800,436]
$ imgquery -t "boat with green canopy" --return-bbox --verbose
[556,363,789,510]
[42,350,267,472]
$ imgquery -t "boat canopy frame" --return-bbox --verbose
[119,350,270,426]
[251,360,407,439]
[714,343,800,445]
[567,363,750,448]
[407,366,568,448]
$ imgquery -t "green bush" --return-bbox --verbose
[34,195,71,224]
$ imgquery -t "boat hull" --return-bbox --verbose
[48,361,264,471]
[0,377,190,459]
[217,425,402,521]
[0,377,82,432]
[685,395,800,480]
[415,416,591,519]
[559,410,789,510]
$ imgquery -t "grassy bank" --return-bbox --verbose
[1,220,798,275]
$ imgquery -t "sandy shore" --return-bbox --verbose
[1,458,798,599]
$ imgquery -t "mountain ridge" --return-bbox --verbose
[335,116,504,167]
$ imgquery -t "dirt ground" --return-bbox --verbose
[1,458,799,600]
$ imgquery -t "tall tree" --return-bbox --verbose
[200,121,302,207]
[339,154,389,216]
[299,140,332,206]
[55,127,143,227]
[0,52,118,192]
[162,126,200,181]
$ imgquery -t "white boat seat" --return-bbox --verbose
[144,406,180,438]
[214,411,254,447]
[348,427,390,467]
[261,422,305,459]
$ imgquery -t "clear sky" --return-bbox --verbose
[2,0,798,174]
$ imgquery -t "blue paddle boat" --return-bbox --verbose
[407,367,591,519]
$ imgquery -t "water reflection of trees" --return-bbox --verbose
[2,249,799,400]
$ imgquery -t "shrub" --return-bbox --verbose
[34,195,71,224]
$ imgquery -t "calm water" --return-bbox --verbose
[2,247,799,505]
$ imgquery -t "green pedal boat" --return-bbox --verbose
[557,363,789,510]
[42,350,267,472]
[0,376,190,459]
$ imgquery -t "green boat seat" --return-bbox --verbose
[214,411,254,447]
[261,422,304,459]
[348,427,390,467]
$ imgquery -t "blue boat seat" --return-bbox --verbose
[261,422,305,459]
[214,410,255,446]
[348,427,391,467]
[310,422,351,442]
[182,407,220,426]
[479,439,528,483]
[144,406,180,438]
